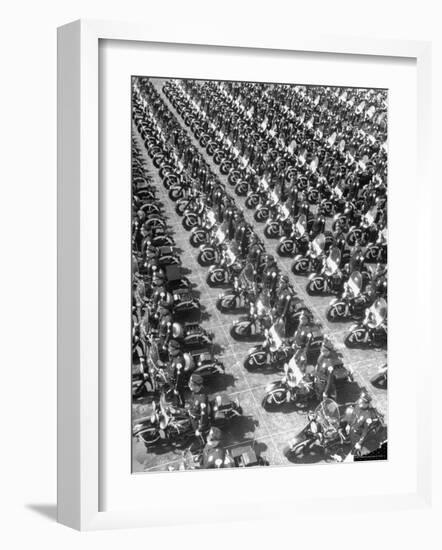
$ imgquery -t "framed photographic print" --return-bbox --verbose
[57,19,432,530]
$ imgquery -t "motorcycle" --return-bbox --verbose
[189,209,217,248]
[169,320,213,350]
[230,291,273,341]
[187,346,226,378]
[206,244,243,287]
[284,398,347,461]
[262,357,316,409]
[326,271,373,322]
[263,201,292,239]
[216,262,257,313]
[345,297,387,348]
[197,224,227,267]
[170,288,201,318]
[276,214,310,257]
[306,246,344,296]
[133,395,194,448]
[244,319,293,371]
[292,233,326,275]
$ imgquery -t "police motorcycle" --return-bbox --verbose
[262,354,316,410]
[230,289,273,341]
[276,214,310,258]
[243,318,294,371]
[173,185,203,216]
[306,246,344,296]
[152,245,181,268]
[345,297,387,348]
[326,271,374,323]
[364,226,387,264]
[165,315,213,351]
[141,209,168,233]
[253,185,280,223]
[206,241,244,287]
[141,226,175,248]
[244,175,271,210]
[189,207,217,248]
[215,261,257,314]
[181,192,208,231]
[292,233,327,275]
[346,204,379,247]
[263,198,292,239]
[197,221,228,267]
[283,397,385,462]
[132,339,175,399]
[133,394,194,448]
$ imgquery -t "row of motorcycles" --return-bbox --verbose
[162,79,388,352]
[131,138,245,464]
[132,75,387,463]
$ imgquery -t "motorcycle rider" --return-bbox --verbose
[261,254,279,295]
[166,339,193,406]
[201,427,232,469]
[292,310,315,353]
[186,373,210,440]
[341,392,379,455]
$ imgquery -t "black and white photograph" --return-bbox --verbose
[131,76,388,473]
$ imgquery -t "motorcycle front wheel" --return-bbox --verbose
[216,295,238,313]
[326,302,349,322]
[306,276,326,296]
[345,327,367,348]
[182,215,198,231]
[198,248,216,267]
[207,268,228,287]
[230,321,252,341]
[254,208,269,223]
[244,351,267,370]
[234,181,248,196]
[277,239,294,257]
[245,194,259,209]
[262,389,287,409]
[189,230,206,248]
[264,222,280,239]
[292,257,309,275]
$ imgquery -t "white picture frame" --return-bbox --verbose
[57,19,433,531]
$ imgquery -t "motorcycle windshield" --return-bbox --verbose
[215,227,226,244]
[312,233,326,256]
[270,190,279,204]
[314,398,341,432]
[206,210,216,226]
[295,214,307,237]
[325,246,341,274]
[348,271,363,296]
[269,318,286,344]
[370,297,388,326]
[364,207,377,226]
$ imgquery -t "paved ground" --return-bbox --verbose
[132,78,387,473]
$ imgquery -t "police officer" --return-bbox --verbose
[186,374,210,440]
[201,427,230,469]
[292,310,315,352]
[342,392,379,455]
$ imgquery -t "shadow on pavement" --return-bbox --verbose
[25,504,57,522]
